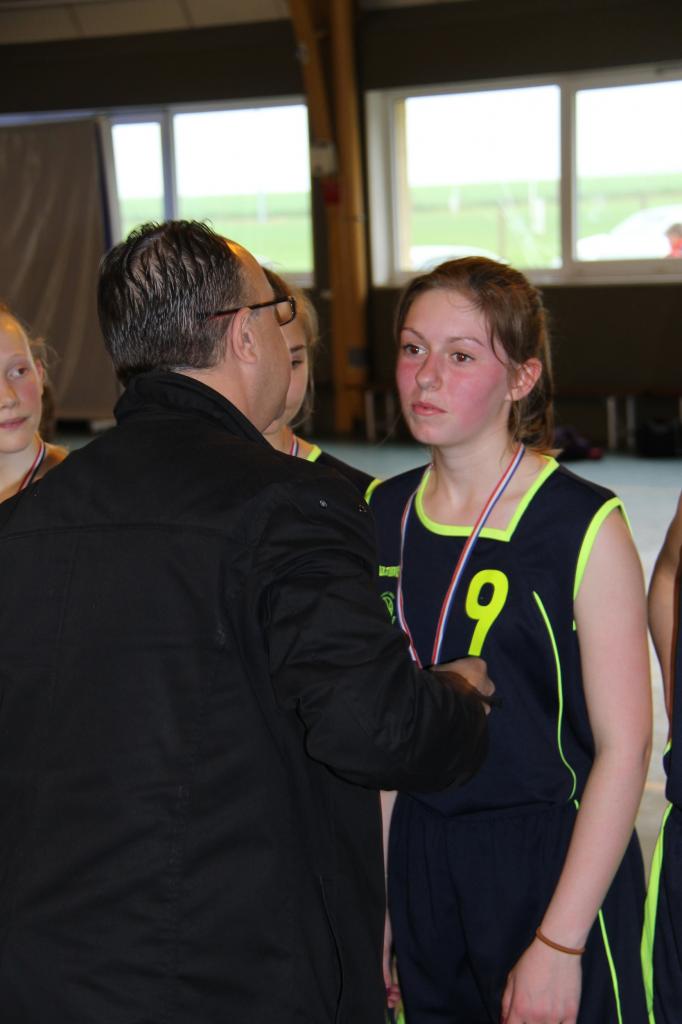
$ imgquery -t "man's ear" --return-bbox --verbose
[508,357,542,402]
[226,308,259,365]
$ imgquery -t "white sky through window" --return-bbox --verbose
[405,81,681,186]
[113,106,311,199]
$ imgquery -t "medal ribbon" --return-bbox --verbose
[396,445,525,667]
[289,435,300,457]
[17,439,46,494]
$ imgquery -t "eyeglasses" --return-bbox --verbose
[204,295,297,327]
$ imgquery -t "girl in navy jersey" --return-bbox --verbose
[0,304,66,503]
[372,258,651,1024]
[261,268,376,497]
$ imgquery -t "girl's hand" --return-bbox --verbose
[500,937,581,1024]
[383,911,401,1010]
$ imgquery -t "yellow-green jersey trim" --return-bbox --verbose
[664,738,672,756]
[364,477,382,504]
[414,456,558,540]
[597,907,625,1024]
[306,444,322,463]
[533,591,577,801]
[573,497,627,600]
[503,456,559,537]
[641,802,673,1023]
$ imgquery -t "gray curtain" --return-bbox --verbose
[0,118,119,420]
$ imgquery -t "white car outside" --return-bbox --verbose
[576,204,682,261]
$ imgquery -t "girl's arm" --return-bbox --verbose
[502,508,652,1024]
[381,790,397,877]
[381,790,400,1009]
[648,492,682,719]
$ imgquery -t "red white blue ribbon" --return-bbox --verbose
[289,434,300,457]
[396,445,525,667]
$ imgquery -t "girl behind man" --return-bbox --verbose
[261,267,377,498]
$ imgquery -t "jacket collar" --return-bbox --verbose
[115,371,268,447]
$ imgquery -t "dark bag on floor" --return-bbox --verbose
[636,418,682,457]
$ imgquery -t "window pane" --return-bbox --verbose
[174,106,312,274]
[111,122,165,239]
[576,81,682,261]
[402,86,560,270]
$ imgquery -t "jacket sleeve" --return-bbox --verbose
[251,471,488,792]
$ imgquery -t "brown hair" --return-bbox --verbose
[263,266,319,426]
[0,301,48,367]
[395,257,554,450]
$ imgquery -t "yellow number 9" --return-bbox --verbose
[465,569,509,656]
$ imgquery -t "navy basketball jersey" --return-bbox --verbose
[306,445,377,500]
[370,456,624,815]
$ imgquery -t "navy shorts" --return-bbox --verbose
[388,795,647,1024]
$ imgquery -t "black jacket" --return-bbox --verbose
[0,372,487,1024]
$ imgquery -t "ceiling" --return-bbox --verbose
[0,0,466,45]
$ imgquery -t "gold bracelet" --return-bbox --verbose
[535,927,585,956]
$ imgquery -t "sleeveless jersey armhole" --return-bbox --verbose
[573,497,629,602]
[364,477,381,504]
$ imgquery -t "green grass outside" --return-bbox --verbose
[409,173,681,267]
[409,205,561,267]
[117,172,682,273]
[118,192,313,273]
[409,172,681,211]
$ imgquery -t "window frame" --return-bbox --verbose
[107,113,172,240]
[366,62,682,287]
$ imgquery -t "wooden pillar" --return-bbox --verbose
[288,0,368,434]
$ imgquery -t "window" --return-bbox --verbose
[107,100,313,279]
[402,86,560,271]
[111,121,165,239]
[367,66,682,285]
[575,81,682,261]
[173,105,312,274]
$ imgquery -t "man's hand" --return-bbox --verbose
[432,657,496,714]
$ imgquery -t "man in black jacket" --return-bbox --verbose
[0,221,492,1024]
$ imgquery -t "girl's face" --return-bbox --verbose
[264,317,310,436]
[0,316,44,456]
[282,318,310,426]
[396,288,516,451]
